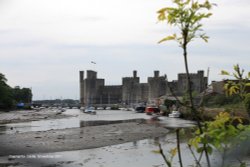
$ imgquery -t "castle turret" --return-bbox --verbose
[79,69,207,107]
[177,70,207,94]
[79,71,84,106]
[122,71,140,105]
[148,71,166,102]
[87,70,97,79]
[133,70,137,78]
[154,71,159,77]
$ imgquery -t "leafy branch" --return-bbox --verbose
[157,0,215,166]
[221,64,250,99]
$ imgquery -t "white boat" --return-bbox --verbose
[105,107,111,110]
[168,111,181,118]
[84,107,96,115]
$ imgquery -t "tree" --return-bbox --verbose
[221,64,250,114]
[13,86,32,103]
[157,0,214,119]
[221,64,250,99]
[0,73,32,109]
[0,73,14,109]
[157,0,215,166]
[0,73,7,84]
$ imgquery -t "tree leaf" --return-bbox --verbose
[152,150,161,154]
[206,145,213,155]
[221,70,230,75]
[157,9,167,21]
[170,147,177,157]
[233,72,240,79]
[158,34,177,43]
[197,147,204,153]
[229,86,239,95]
[233,64,240,73]
[204,13,213,18]
[200,34,209,42]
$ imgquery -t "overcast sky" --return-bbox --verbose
[0,0,249,100]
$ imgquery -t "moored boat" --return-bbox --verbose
[84,107,96,115]
[168,110,181,118]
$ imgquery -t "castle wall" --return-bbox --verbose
[79,71,84,106]
[122,71,140,104]
[134,83,149,103]
[83,70,104,105]
[177,70,207,95]
[100,85,122,105]
[79,70,207,106]
[166,80,178,95]
[148,71,167,101]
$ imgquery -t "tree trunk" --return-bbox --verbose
[182,42,211,167]
[176,129,183,167]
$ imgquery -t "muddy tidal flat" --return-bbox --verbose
[0,122,169,156]
[0,109,71,124]
[0,109,199,167]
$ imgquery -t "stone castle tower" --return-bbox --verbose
[148,71,167,102]
[122,70,140,104]
[79,70,105,106]
[79,70,207,106]
[177,70,208,95]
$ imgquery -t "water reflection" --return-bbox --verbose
[0,125,7,134]
[0,109,195,135]
[80,118,145,127]
[0,134,222,167]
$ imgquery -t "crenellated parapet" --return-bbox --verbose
[79,70,208,106]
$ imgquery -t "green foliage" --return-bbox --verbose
[189,112,249,166]
[153,145,177,167]
[0,85,14,109]
[13,86,32,103]
[203,94,242,107]
[157,0,215,47]
[0,73,14,109]
[221,64,250,99]
[240,162,247,167]
[110,105,119,110]
[157,1,249,167]
[244,93,250,113]
[0,73,32,110]
[221,64,250,115]
[0,73,7,84]
[164,99,176,108]
[182,91,198,105]
[157,1,215,166]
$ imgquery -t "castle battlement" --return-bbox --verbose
[79,70,207,106]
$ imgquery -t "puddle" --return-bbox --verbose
[0,134,223,167]
[80,118,145,127]
[0,110,247,166]
[158,116,195,128]
[0,110,150,134]
[0,109,195,135]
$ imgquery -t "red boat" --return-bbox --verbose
[145,107,160,115]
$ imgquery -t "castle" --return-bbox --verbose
[79,70,207,106]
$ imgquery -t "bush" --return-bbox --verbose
[244,93,250,114]
[203,94,242,107]
[111,105,119,110]
[214,94,227,106]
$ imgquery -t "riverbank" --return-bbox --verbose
[0,109,72,124]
